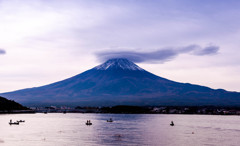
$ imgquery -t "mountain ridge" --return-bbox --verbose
[1,58,240,106]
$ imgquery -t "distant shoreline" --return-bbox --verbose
[27,105,240,115]
[0,110,35,114]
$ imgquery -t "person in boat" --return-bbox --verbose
[86,120,92,125]
[9,119,19,125]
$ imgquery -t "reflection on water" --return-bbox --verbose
[0,113,239,146]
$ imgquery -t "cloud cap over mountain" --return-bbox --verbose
[96,45,219,63]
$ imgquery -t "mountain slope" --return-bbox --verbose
[1,58,240,106]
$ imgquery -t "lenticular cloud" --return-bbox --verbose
[96,45,219,63]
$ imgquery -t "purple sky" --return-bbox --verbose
[0,0,240,92]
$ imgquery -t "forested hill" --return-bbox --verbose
[0,96,29,111]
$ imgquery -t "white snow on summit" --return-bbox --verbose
[94,58,144,71]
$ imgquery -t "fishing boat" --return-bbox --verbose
[170,121,174,126]
[86,120,92,126]
[107,118,113,122]
[9,120,19,125]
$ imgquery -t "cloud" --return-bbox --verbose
[96,45,219,63]
[192,45,219,56]
[0,49,6,55]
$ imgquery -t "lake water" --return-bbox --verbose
[0,113,239,146]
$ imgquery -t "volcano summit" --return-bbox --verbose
[1,58,240,106]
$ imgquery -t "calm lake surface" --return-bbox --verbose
[0,113,239,146]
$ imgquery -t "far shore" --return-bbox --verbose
[0,110,35,114]
[9,105,238,115]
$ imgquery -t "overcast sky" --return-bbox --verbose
[0,0,240,92]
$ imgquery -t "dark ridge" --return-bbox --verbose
[0,96,29,111]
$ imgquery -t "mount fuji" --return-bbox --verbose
[1,58,240,106]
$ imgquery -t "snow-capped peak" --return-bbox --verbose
[94,58,144,71]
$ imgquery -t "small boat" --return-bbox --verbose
[86,120,92,126]
[17,120,25,123]
[170,121,174,126]
[107,118,113,122]
[9,122,19,125]
[86,122,92,125]
[9,120,19,125]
